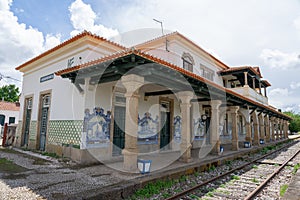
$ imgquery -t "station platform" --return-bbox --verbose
[1,136,299,200]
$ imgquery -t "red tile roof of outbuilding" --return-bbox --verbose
[0,101,20,111]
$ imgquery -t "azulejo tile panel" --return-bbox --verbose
[138,112,159,144]
[48,120,83,146]
[82,107,111,148]
[174,115,181,143]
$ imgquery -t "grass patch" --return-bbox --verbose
[0,158,28,173]
[280,184,288,197]
[208,165,216,172]
[251,178,259,183]
[231,175,240,180]
[132,179,174,199]
[189,194,200,199]
[179,175,188,182]
[207,191,214,197]
[252,165,258,169]
[292,163,300,175]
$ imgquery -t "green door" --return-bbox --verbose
[39,107,49,151]
[113,106,125,156]
[39,95,50,151]
[160,111,171,149]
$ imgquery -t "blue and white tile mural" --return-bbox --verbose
[82,107,111,148]
[174,115,182,143]
[138,112,159,144]
[194,118,206,140]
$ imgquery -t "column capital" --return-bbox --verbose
[210,100,222,110]
[229,106,239,113]
[121,74,144,95]
[176,91,194,104]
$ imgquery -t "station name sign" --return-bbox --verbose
[40,73,54,83]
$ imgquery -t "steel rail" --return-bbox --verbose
[166,140,298,200]
[244,147,300,200]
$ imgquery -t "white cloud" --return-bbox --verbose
[268,88,300,113]
[69,0,118,38]
[0,0,61,88]
[44,34,61,51]
[294,16,300,31]
[260,49,300,70]
[269,88,290,97]
[290,82,300,89]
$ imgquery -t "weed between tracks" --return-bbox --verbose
[280,184,288,197]
[292,163,300,174]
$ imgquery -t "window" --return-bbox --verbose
[200,64,214,81]
[182,52,194,72]
[9,117,15,124]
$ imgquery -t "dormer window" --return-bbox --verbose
[182,52,194,72]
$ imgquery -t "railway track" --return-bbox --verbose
[166,140,300,200]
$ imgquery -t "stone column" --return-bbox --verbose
[121,74,144,172]
[275,118,279,140]
[283,120,288,139]
[252,77,255,90]
[229,106,239,151]
[264,87,267,97]
[245,121,252,145]
[280,119,284,139]
[270,117,275,141]
[264,115,270,142]
[252,112,260,145]
[258,113,265,142]
[210,100,222,155]
[244,72,248,87]
[177,91,194,163]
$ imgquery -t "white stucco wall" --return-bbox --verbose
[0,110,19,124]
[19,43,122,122]
[143,40,225,86]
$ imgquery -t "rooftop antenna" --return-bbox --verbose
[0,73,21,82]
[153,18,169,51]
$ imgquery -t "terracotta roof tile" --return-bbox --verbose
[54,49,290,120]
[0,101,20,111]
[219,66,263,78]
[15,30,126,71]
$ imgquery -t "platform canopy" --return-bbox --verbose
[55,49,291,120]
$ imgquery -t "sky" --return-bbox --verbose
[0,0,300,113]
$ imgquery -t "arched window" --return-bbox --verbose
[182,52,194,72]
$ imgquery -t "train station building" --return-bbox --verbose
[15,31,291,172]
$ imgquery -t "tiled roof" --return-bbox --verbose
[15,30,126,71]
[261,80,271,87]
[218,66,263,78]
[54,48,290,120]
[0,101,20,111]
[134,31,230,70]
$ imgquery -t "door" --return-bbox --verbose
[160,101,171,149]
[0,114,5,137]
[0,114,5,126]
[39,95,50,151]
[113,106,125,155]
[22,98,32,146]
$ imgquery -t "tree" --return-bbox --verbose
[283,111,300,133]
[0,84,20,102]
